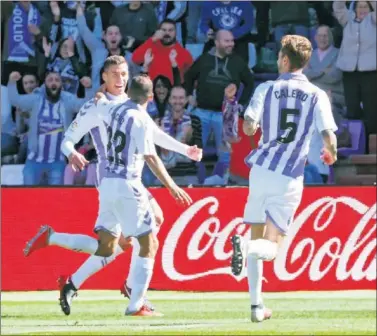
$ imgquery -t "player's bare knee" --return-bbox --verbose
[96,230,118,257]
[138,233,158,258]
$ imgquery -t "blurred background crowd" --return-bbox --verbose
[1,1,376,187]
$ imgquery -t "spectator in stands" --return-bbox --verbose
[333,1,376,146]
[132,19,193,83]
[160,86,193,168]
[304,25,344,106]
[54,1,100,63]
[186,1,204,44]
[1,84,18,159]
[184,29,254,180]
[36,35,91,95]
[153,1,187,44]
[200,1,254,62]
[2,1,44,67]
[15,73,40,163]
[1,73,39,163]
[142,47,182,122]
[270,1,310,45]
[7,71,91,185]
[76,5,137,90]
[110,0,157,52]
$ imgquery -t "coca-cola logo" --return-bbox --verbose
[161,196,376,283]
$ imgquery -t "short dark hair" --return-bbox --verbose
[280,35,312,71]
[128,75,153,105]
[103,55,128,72]
[45,71,61,80]
[159,18,176,29]
[170,85,187,96]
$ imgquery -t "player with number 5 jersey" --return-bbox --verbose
[230,35,338,323]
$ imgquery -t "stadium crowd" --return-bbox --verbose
[1,1,376,186]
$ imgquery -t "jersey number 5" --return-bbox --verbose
[107,126,126,166]
[277,108,300,144]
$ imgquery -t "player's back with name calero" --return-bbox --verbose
[245,73,335,179]
[106,100,153,180]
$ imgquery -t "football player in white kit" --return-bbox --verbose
[23,56,202,316]
[230,35,338,322]
[96,74,193,316]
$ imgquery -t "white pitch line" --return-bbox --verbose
[1,290,375,302]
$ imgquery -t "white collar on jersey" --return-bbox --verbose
[105,92,128,101]
[278,72,308,82]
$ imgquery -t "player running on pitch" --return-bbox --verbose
[230,35,338,323]
[95,74,192,315]
[24,56,202,316]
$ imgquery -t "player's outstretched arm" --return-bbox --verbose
[151,124,202,161]
[144,154,192,206]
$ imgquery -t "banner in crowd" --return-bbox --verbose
[2,187,376,291]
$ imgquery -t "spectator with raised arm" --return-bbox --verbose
[154,1,187,44]
[36,35,91,96]
[8,71,92,185]
[132,19,193,83]
[184,30,254,181]
[304,25,344,106]
[51,1,99,63]
[110,0,157,52]
[76,4,137,90]
[2,1,45,67]
[200,1,254,62]
[142,47,182,122]
[333,1,376,146]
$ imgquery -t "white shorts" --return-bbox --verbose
[94,178,156,238]
[243,165,303,235]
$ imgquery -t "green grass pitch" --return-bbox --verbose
[1,290,376,335]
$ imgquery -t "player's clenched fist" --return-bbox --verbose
[186,145,203,162]
[68,151,89,172]
[9,71,22,82]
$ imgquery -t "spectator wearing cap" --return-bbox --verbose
[184,29,254,179]
[7,71,92,185]
[200,1,254,63]
[333,1,376,144]
[132,19,193,84]
[304,25,344,106]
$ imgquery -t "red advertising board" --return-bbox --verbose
[1,187,376,292]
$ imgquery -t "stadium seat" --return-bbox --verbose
[338,120,366,157]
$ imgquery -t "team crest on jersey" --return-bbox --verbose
[71,121,78,129]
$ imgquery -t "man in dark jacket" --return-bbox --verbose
[184,29,254,181]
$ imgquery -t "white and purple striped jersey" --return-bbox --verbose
[63,93,128,186]
[244,72,337,179]
[28,98,65,163]
[96,100,156,180]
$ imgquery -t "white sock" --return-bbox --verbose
[71,245,123,289]
[126,237,140,289]
[127,256,154,312]
[49,232,98,255]
[247,239,278,261]
[247,254,263,306]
